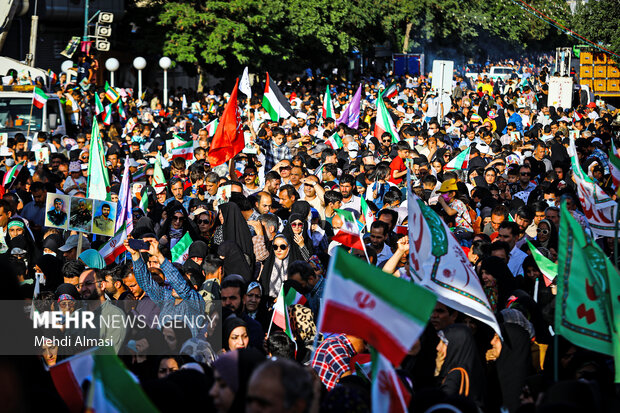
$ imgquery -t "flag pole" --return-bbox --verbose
[553,333,559,382]
[26,95,34,139]
[614,204,619,269]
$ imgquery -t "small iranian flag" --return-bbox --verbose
[383,81,398,100]
[86,347,159,412]
[325,133,343,149]
[262,72,293,121]
[360,196,374,231]
[170,140,194,160]
[332,209,365,251]
[99,224,127,265]
[322,84,334,119]
[117,100,127,120]
[103,104,113,126]
[2,161,24,188]
[526,240,557,287]
[105,81,120,103]
[444,146,471,170]
[33,87,48,109]
[318,248,437,365]
[286,286,307,306]
[153,153,167,185]
[374,91,399,143]
[94,93,104,116]
[47,69,58,85]
[269,285,297,346]
[371,348,411,413]
[171,232,192,264]
[205,119,219,136]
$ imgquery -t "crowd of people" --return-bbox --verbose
[2,53,620,412]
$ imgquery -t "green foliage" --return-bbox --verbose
[571,0,620,58]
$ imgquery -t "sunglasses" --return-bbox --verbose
[520,172,531,176]
[291,222,303,227]
[245,173,257,177]
[382,139,391,143]
[537,228,550,235]
[197,219,210,224]
[172,216,184,221]
[273,244,289,250]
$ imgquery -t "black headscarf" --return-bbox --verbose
[35,255,63,292]
[222,316,248,351]
[220,202,255,268]
[218,241,253,283]
[158,201,198,243]
[438,324,485,406]
[282,213,312,262]
[479,256,519,311]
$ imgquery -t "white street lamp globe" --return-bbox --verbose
[133,57,147,70]
[61,60,74,72]
[105,58,120,72]
[159,57,172,70]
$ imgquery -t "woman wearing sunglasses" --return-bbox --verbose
[282,213,313,263]
[259,234,291,302]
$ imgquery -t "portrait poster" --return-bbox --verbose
[91,199,117,237]
[44,193,70,230]
[35,147,49,164]
[69,197,93,233]
[0,133,7,147]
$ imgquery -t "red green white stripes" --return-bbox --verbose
[322,85,334,119]
[170,140,194,160]
[325,133,343,150]
[99,224,128,265]
[33,87,48,109]
[262,72,293,121]
[105,81,120,103]
[444,146,471,170]
[2,161,23,187]
[171,232,193,264]
[374,91,399,143]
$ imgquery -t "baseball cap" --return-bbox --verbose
[347,142,359,152]
[59,234,91,252]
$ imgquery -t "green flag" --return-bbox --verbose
[555,204,620,382]
[87,119,111,201]
[171,232,192,264]
[526,240,557,287]
[153,152,167,186]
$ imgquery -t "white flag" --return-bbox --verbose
[239,66,251,97]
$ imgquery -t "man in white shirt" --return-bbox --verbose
[339,174,361,214]
[498,221,527,277]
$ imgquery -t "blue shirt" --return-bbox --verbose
[22,201,45,227]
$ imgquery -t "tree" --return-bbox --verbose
[571,0,620,58]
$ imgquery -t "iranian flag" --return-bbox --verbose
[33,86,48,109]
[87,119,111,201]
[94,93,104,116]
[2,161,24,188]
[360,196,374,231]
[50,348,95,413]
[153,152,167,185]
[374,91,399,143]
[609,148,620,196]
[103,104,113,126]
[171,232,192,264]
[285,286,307,306]
[371,349,411,413]
[325,133,343,150]
[205,118,219,136]
[444,146,471,170]
[383,81,398,100]
[322,84,334,119]
[318,248,437,365]
[115,158,133,235]
[526,240,557,287]
[269,285,297,344]
[105,81,120,103]
[170,140,194,160]
[332,209,365,251]
[99,224,127,265]
[262,72,293,121]
[118,100,127,120]
[139,191,148,213]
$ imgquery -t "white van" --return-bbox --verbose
[0,86,67,138]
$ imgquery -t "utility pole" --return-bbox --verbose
[83,0,90,41]
[26,15,38,67]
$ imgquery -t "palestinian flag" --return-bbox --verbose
[104,81,120,103]
[205,119,219,136]
[171,232,192,264]
[86,347,159,412]
[371,349,411,413]
[374,91,399,143]
[99,224,127,265]
[332,209,365,251]
[271,285,296,344]
[322,84,334,119]
[2,161,24,188]
[262,72,293,121]
[103,105,113,126]
[94,93,104,116]
[318,248,437,365]
[117,100,127,120]
[325,133,343,150]
[360,196,374,231]
[444,146,471,170]
[383,81,398,100]
[33,87,48,109]
[170,141,193,160]
[526,240,557,287]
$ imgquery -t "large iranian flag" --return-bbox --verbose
[444,146,471,170]
[262,72,293,121]
[407,171,502,338]
[322,84,334,119]
[33,87,48,109]
[374,91,399,143]
[371,348,411,413]
[318,248,437,365]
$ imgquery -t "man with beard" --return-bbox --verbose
[287,260,324,320]
[220,275,264,349]
[93,203,114,234]
[70,199,92,231]
[120,262,160,329]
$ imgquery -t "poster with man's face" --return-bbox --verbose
[92,200,117,237]
[35,147,49,164]
[44,193,70,230]
[69,197,93,233]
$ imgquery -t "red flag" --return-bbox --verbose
[208,79,244,166]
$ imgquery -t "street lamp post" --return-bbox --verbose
[159,57,172,108]
[105,58,119,87]
[133,57,146,101]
